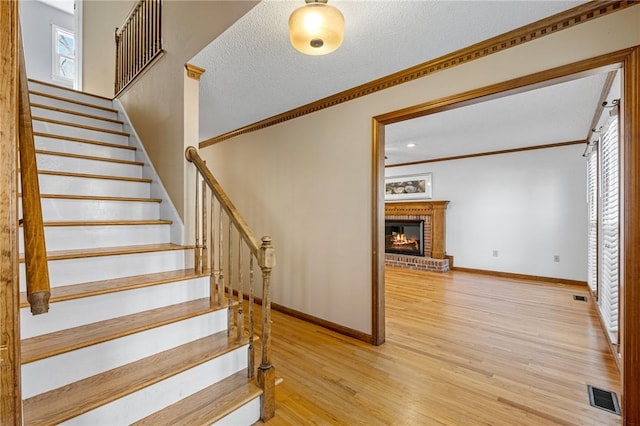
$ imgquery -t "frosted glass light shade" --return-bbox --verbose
[289,2,344,56]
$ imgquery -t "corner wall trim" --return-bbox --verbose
[199,1,637,149]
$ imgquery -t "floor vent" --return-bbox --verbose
[588,385,621,415]
[573,295,588,302]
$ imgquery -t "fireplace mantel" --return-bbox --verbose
[385,201,449,259]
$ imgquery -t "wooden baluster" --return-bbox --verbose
[237,235,244,343]
[194,171,201,273]
[157,0,162,52]
[114,29,120,93]
[257,236,276,420]
[202,178,208,272]
[218,207,224,306]
[227,222,233,336]
[209,191,216,305]
[248,255,255,378]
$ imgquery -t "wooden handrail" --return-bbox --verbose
[185,145,275,421]
[185,146,261,257]
[1,0,23,422]
[18,28,50,315]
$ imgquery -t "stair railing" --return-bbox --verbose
[18,24,51,316]
[114,0,163,96]
[185,146,276,421]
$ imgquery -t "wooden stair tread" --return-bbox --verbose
[20,269,209,308]
[29,90,117,113]
[31,102,124,125]
[22,331,249,425]
[37,170,152,183]
[36,149,144,166]
[34,132,136,151]
[32,116,129,137]
[19,243,190,262]
[132,370,262,426]
[18,194,161,203]
[21,297,224,364]
[28,78,114,102]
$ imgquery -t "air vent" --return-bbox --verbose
[588,385,620,415]
[573,295,588,302]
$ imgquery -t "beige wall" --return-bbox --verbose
[83,0,259,220]
[201,7,640,335]
[83,0,135,98]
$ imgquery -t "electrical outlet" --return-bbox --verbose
[554,255,560,262]
[492,250,499,257]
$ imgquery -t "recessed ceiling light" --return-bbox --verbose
[407,143,416,148]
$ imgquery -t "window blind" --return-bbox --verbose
[598,111,619,344]
[587,147,598,295]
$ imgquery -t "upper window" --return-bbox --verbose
[52,25,75,85]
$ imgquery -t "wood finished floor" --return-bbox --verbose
[256,267,621,425]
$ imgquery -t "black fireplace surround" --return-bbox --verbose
[385,220,424,256]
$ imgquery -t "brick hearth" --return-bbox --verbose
[385,201,450,273]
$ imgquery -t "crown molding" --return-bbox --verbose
[385,140,587,168]
[200,0,638,148]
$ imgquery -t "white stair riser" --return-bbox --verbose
[20,250,190,289]
[35,136,135,162]
[19,224,170,252]
[36,174,151,198]
[33,121,129,146]
[60,348,248,425]
[20,277,210,338]
[214,398,261,426]
[22,310,226,398]
[31,106,124,132]
[28,82,114,109]
[29,93,118,120]
[19,198,159,222]
[36,153,142,178]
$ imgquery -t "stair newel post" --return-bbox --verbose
[248,255,255,378]
[194,172,201,273]
[227,221,233,336]
[257,236,276,421]
[236,235,244,343]
[217,206,224,306]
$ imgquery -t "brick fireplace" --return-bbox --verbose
[385,201,450,272]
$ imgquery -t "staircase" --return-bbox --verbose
[18,80,263,425]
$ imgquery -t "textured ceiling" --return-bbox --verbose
[191,0,588,141]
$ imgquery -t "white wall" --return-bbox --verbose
[201,7,639,336]
[387,145,588,280]
[20,0,74,86]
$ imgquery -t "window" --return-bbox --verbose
[598,109,620,345]
[52,25,75,85]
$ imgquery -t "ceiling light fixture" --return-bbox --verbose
[289,0,344,56]
[407,143,416,148]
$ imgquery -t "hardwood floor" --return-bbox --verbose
[256,267,621,425]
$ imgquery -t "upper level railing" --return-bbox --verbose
[185,146,276,421]
[114,0,163,95]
